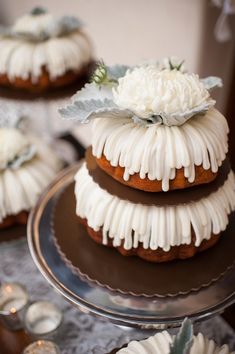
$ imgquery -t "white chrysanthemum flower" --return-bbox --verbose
[12,12,56,36]
[113,66,214,120]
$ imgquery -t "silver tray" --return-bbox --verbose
[27,163,235,329]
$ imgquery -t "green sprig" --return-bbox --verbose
[30,7,47,16]
[91,60,118,86]
[169,58,185,71]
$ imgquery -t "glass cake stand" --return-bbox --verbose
[27,162,235,329]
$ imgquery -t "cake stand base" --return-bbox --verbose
[28,163,235,329]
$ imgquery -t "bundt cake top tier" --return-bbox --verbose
[60,59,228,192]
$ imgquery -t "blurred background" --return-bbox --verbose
[0,0,235,111]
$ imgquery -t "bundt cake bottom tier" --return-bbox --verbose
[0,211,28,229]
[79,218,221,263]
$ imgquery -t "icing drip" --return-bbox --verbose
[0,137,61,222]
[116,332,233,354]
[74,163,235,251]
[0,32,92,82]
[92,108,228,191]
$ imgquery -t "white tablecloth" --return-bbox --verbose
[1,239,235,354]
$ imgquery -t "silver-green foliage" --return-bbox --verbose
[169,318,193,354]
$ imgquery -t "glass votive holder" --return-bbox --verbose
[0,282,29,330]
[24,301,63,339]
[23,340,61,354]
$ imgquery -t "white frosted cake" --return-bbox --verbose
[0,8,93,92]
[0,113,61,228]
[60,58,235,263]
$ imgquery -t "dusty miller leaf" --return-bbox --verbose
[6,145,37,170]
[51,16,83,37]
[133,98,215,127]
[107,65,130,80]
[71,83,113,102]
[132,115,162,126]
[201,76,223,91]
[59,98,131,122]
[59,98,117,122]
[169,318,193,354]
[160,99,215,126]
[59,83,132,122]
[0,106,25,129]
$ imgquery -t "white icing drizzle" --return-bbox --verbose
[74,163,235,251]
[0,31,92,82]
[0,137,61,222]
[117,332,234,354]
[92,108,229,191]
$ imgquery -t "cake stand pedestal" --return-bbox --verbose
[27,163,235,329]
